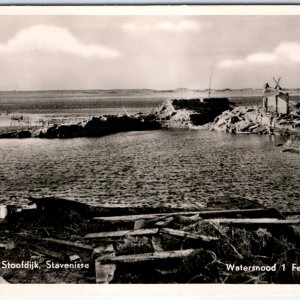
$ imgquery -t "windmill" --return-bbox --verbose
[273,77,282,91]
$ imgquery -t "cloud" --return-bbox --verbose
[123,20,202,33]
[218,42,300,68]
[0,25,121,59]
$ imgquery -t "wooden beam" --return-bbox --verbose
[40,238,93,251]
[202,218,300,225]
[84,228,159,240]
[92,208,280,223]
[160,228,219,242]
[98,249,196,264]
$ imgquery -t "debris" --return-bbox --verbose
[203,218,300,226]
[93,208,282,223]
[30,245,68,262]
[98,249,196,264]
[39,237,93,251]
[159,228,219,243]
[2,196,300,283]
[84,228,159,240]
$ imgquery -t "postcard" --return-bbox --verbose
[0,4,300,296]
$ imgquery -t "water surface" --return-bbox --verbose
[0,130,299,211]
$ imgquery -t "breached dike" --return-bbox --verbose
[0,98,230,138]
[152,98,230,128]
[31,114,160,139]
[209,105,300,135]
[1,97,299,140]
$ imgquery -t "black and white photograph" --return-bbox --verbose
[0,5,300,285]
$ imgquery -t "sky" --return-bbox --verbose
[1,15,300,90]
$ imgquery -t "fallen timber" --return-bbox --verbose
[84,228,159,239]
[92,208,284,222]
[202,218,300,226]
[98,249,196,264]
[2,197,300,283]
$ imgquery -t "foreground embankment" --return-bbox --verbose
[2,196,300,283]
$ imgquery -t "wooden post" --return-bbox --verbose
[275,95,278,113]
[263,97,268,111]
[287,93,289,114]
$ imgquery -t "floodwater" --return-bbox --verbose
[0,130,299,211]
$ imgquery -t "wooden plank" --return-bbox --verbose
[203,218,300,225]
[40,238,93,251]
[84,228,159,239]
[98,249,196,264]
[92,208,278,223]
[160,228,219,242]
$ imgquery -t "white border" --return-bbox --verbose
[1,283,300,296]
[0,5,300,296]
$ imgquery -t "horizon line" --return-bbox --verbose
[0,87,285,93]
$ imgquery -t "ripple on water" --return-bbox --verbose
[0,130,299,211]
